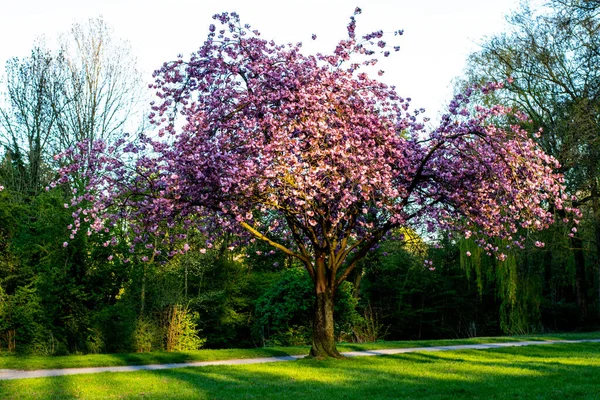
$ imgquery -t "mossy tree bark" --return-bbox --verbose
[310,285,340,358]
[309,254,341,358]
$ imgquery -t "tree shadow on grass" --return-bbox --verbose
[408,342,600,368]
[0,369,79,400]
[103,347,309,367]
[2,344,599,399]
[138,347,600,400]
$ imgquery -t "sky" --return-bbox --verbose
[0,0,523,121]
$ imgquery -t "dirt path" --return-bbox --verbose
[1,339,599,381]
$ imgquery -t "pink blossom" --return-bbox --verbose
[55,10,572,304]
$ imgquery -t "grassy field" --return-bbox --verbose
[0,341,599,399]
[1,331,599,371]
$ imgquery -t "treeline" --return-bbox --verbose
[0,185,593,355]
[1,1,600,355]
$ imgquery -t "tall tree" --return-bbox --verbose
[0,45,69,195]
[59,10,573,358]
[57,17,144,151]
[0,18,144,196]
[0,17,145,353]
[462,0,600,321]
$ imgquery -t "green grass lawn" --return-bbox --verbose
[1,331,599,371]
[0,341,599,399]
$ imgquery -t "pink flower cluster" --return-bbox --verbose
[55,10,575,271]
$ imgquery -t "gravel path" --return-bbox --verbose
[1,339,599,381]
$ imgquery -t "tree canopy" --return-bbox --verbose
[57,9,574,357]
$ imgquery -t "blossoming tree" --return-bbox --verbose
[58,9,574,358]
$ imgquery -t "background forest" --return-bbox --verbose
[1,0,599,355]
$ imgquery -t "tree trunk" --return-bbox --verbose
[140,262,147,317]
[571,235,588,322]
[596,224,600,322]
[352,266,363,299]
[591,180,600,321]
[310,285,341,358]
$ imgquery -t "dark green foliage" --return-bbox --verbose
[0,189,78,352]
[254,267,361,346]
[254,268,313,345]
[0,187,135,353]
[0,284,46,353]
[93,302,136,353]
[182,251,270,348]
[361,237,501,340]
[457,226,593,335]
[0,185,595,355]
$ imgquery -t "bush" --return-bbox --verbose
[85,327,105,354]
[94,301,138,353]
[133,318,160,353]
[0,284,49,354]
[343,302,388,343]
[163,305,205,351]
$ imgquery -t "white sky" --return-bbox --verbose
[0,0,522,120]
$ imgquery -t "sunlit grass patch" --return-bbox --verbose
[1,342,599,399]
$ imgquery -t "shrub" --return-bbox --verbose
[163,305,205,351]
[133,318,160,353]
